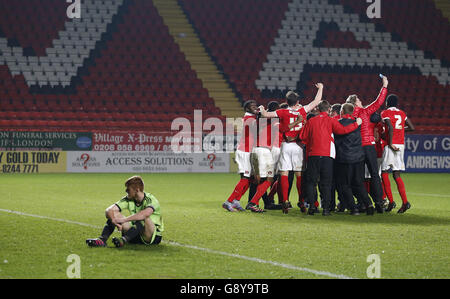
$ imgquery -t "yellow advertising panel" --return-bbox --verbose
[0,151,66,173]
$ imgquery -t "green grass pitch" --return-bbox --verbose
[0,172,448,279]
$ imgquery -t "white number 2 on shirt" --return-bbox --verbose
[394,115,402,129]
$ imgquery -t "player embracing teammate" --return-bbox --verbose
[380,94,415,213]
[222,100,259,212]
[345,75,389,213]
[259,83,324,213]
[223,84,324,213]
[223,74,415,216]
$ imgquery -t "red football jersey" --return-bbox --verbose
[381,107,407,145]
[276,107,307,141]
[237,113,257,152]
[353,87,388,146]
[299,112,359,158]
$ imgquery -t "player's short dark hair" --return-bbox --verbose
[243,100,256,110]
[286,91,300,107]
[386,94,398,108]
[341,103,354,115]
[370,112,382,123]
[125,176,144,192]
[346,95,358,105]
[307,113,317,120]
[318,100,331,112]
[267,101,280,112]
[279,103,289,109]
[331,104,342,115]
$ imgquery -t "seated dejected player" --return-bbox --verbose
[86,176,164,247]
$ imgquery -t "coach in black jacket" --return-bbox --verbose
[334,103,374,215]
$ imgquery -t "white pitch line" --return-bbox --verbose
[164,240,355,279]
[0,209,100,229]
[0,208,355,279]
[408,192,450,198]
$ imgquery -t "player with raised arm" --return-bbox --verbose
[222,100,258,212]
[346,75,389,213]
[259,83,324,213]
[380,94,415,213]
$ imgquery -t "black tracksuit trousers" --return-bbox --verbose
[305,156,334,211]
[335,161,371,210]
[363,145,383,206]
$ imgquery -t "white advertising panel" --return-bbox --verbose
[66,151,230,173]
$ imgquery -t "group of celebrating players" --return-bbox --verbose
[222,75,415,216]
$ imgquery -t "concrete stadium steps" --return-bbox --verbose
[152,0,243,119]
[434,0,450,21]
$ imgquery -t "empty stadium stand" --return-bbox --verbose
[338,0,450,64]
[0,0,448,134]
[180,0,290,107]
[0,0,223,132]
[0,0,67,57]
[256,0,449,134]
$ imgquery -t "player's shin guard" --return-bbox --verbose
[250,180,272,205]
[381,172,394,203]
[394,177,408,204]
[227,178,249,203]
[100,219,116,242]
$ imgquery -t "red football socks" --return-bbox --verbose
[227,178,250,203]
[394,176,408,204]
[280,175,289,203]
[250,180,272,205]
[381,172,394,203]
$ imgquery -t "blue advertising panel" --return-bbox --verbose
[404,135,450,173]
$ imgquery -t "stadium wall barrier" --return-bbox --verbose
[404,135,450,173]
[1,132,448,173]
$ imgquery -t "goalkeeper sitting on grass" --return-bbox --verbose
[86,176,164,247]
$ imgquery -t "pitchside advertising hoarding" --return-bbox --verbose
[0,131,448,173]
[66,151,230,173]
[404,135,450,173]
[91,131,174,151]
[0,131,92,151]
[0,151,66,173]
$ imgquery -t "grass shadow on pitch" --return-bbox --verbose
[106,241,181,252]
[262,208,450,226]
